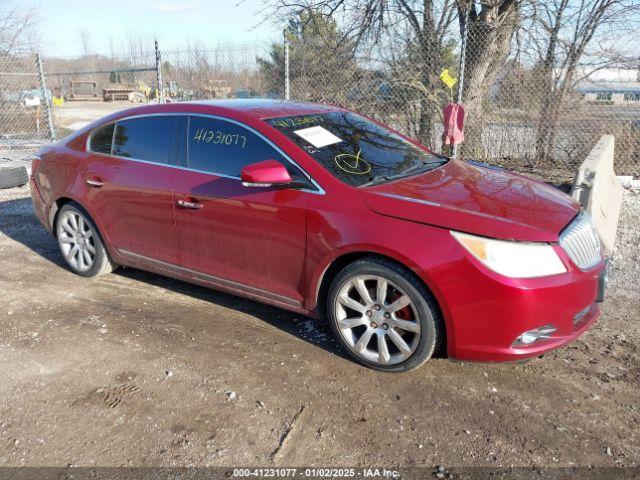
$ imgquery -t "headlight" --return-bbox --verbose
[451,231,567,278]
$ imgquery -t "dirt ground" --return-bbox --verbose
[0,185,639,469]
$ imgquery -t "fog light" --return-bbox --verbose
[513,325,557,346]
[573,306,590,327]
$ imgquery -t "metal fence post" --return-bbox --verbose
[284,28,290,101]
[452,6,470,158]
[155,39,164,104]
[35,53,56,142]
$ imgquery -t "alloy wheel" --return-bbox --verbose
[57,210,97,272]
[334,274,421,365]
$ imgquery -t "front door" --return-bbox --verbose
[173,115,313,308]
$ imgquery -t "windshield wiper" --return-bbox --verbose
[360,175,389,187]
[393,161,430,178]
[389,158,449,180]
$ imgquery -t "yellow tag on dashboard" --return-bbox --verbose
[439,69,458,90]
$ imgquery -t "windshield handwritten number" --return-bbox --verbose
[192,129,247,148]
[334,150,371,175]
[270,116,324,129]
[302,145,318,154]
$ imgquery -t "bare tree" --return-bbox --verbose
[268,0,459,145]
[108,35,116,60]
[455,0,522,158]
[531,0,640,163]
[123,29,152,65]
[268,1,525,155]
[78,27,91,56]
[0,1,38,56]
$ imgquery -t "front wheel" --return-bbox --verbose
[327,257,443,372]
[55,203,117,277]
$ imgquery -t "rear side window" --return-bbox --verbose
[187,116,309,184]
[113,116,176,164]
[89,123,115,154]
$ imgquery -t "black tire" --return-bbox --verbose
[55,202,117,277]
[326,256,443,372]
[0,165,29,189]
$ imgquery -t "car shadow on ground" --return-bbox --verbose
[116,266,347,361]
[0,196,66,267]
[0,196,350,363]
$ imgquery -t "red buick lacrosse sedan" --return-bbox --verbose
[30,100,606,371]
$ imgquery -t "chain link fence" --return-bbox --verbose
[0,32,638,181]
[0,55,51,163]
[44,46,162,138]
[279,36,639,182]
[161,43,271,101]
[158,35,638,181]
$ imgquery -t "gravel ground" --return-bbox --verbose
[0,185,638,470]
[611,187,640,299]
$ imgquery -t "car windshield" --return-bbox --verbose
[264,111,447,187]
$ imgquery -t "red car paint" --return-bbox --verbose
[241,159,292,185]
[30,100,604,362]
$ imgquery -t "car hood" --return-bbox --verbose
[361,160,579,242]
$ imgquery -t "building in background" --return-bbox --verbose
[578,66,640,104]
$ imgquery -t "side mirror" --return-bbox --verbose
[241,159,292,188]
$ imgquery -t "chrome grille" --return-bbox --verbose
[559,212,602,270]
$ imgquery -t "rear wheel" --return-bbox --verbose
[327,257,442,372]
[55,203,116,277]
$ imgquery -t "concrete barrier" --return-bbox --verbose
[0,160,29,189]
[571,135,624,255]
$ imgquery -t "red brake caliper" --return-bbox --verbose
[389,292,411,320]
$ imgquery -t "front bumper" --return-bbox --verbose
[506,302,599,360]
[427,247,604,363]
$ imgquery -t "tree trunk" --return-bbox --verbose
[458,1,520,161]
[534,90,563,163]
[417,68,440,146]
[415,18,443,148]
[534,70,558,164]
[418,96,434,147]
[534,0,567,165]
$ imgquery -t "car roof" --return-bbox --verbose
[66,99,348,150]
[174,98,342,120]
[92,99,343,128]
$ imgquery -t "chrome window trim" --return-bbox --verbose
[85,111,325,195]
[375,192,441,207]
[110,120,117,155]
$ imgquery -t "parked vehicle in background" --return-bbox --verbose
[29,100,606,371]
[21,88,52,107]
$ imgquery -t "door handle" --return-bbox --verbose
[86,178,105,187]
[177,199,204,210]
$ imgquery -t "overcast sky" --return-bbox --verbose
[32,0,279,57]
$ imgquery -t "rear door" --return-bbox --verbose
[172,115,314,307]
[84,115,181,265]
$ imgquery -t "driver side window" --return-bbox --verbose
[187,116,311,186]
